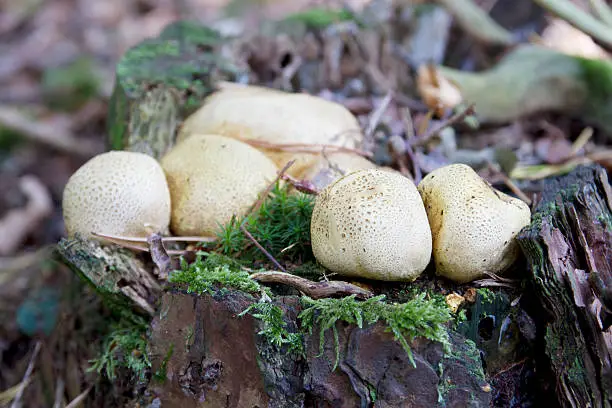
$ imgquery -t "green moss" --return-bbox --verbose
[476,288,495,304]
[239,302,304,355]
[168,253,268,296]
[152,344,174,383]
[88,311,150,381]
[299,293,452,370]
[280,7,356,29]
[208,183,315,263]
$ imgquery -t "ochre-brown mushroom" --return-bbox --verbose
[160,134,278,236]
[177,84,364,177]
[62,151,171,240]
[417,163,531,283]
[310,168,432,281]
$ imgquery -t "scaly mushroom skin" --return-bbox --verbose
[311,168,432,281]
[62,151,171,240]
[417,163,531,283]
[161,134,278,236]
[177,84,364,177]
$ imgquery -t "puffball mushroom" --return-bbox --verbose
[160,133,278,236]
[311,168,432,281]
[177,84,364,177]
[62,151,171,240]
[417,163,531,283]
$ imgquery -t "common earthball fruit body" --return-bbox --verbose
[160,134,278,236]
[417,164,531,283]
[177,84,364,177]
[310,168,432,281]
[62,151,171,240]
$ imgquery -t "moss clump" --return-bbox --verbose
[168,253,267,296]
[88,312,150,381]
[280,7,356,29]
[210,183,315,263]
[239,302,304,355]
[299,293,452,370]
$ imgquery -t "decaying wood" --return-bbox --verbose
[250,271,373,299]
[517,164,612,408]
[56,235,160,315]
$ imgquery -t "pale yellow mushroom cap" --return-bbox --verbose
[310,168,432,281]
[160,134,278,236]
[62,151,171,240]
[417,163,531,283]
[177,84,364,177]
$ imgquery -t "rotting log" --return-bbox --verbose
[517,164,612,408]
[56,235,160,316]
[141,290,492,408]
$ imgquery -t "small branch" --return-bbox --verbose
[10,341,41,408]
[0,175,52,256]
[433,0,514,46]
[365,91,393,140]
[250,271,374,299]
[65,387,92,408]
[240,224,286,272]
[534,0,612,48]
[92,231,216,243]
[247,160,295,218]
[237,138,373,158]
[411,104,475,147]
[486,161,532,206]
[280,173,320,195]
[91,232,189,256]
[0,106,100,158]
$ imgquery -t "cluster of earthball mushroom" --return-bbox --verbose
[62,84,532,284]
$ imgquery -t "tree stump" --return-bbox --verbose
[517,164,612,408]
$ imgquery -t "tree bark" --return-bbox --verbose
[517,164,612,408]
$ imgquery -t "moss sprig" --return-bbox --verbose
[239,302,304,355]
[168,253,267,296]
[299,293,452,370]
[211,183,314,263]
[88,312,150,381]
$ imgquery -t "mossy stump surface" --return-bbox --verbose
[517,164,612,408]
[142,289,490,408]
[107,20,242,159]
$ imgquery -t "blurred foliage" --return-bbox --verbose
[42,56,100,111]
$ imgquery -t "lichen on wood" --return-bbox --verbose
[517,164,612,407]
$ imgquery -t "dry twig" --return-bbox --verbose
[10,341,41,408]
[365,91,393,140]
[0,106,100,158]
[411,104,475,147]
[250,271,373,299]
[486,161,532,206]
[0,175,52,256]
[236,138,373,158]
[240,224,286,272]
[247,160,295,218]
